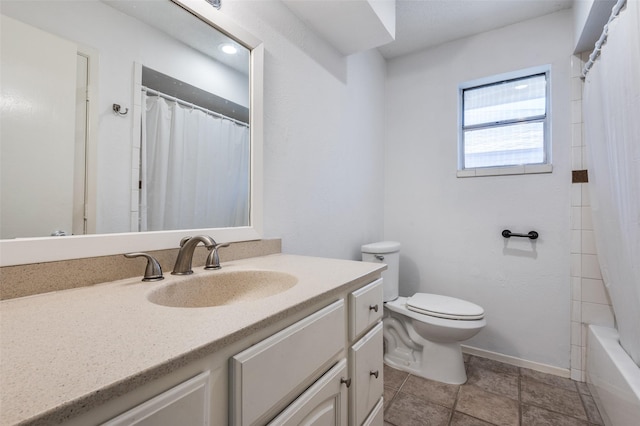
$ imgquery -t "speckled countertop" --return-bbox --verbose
[0,254,384,426]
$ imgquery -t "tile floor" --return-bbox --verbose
[383,355,604,426]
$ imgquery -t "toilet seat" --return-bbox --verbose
[407,293,484,321]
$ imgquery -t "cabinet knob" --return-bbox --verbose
[369,304,379,312]
[370,370,379,379]
[340,377,351,388]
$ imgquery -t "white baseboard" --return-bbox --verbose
[461,345,571,379]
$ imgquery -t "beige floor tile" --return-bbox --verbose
[579,393,604,425]
[521,379,587,420]
[401,374,459,408]
[521,404,589,426]
[384,364,409,390]
[456,385,519,426]
[383,358,603,426]
[465,362,519,400]
[521,367,577,392]
[467,355,520,376]
[385,392,451,426]
[575,380,591,395]
[384,386,397,411]
[450,411,495,426]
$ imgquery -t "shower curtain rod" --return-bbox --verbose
[581,0,627,78]
[142,86,249,127]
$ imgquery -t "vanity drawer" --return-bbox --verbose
[350,321,384,426]
[349,278,383,340]
[230,300,345,426]
[362,397,384,426]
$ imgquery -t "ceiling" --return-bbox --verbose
[114,0,575,65]
[105,0,250,74]
[375,0,573,59]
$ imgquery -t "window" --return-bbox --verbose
[459,68,551,176]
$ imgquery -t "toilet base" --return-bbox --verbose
[384,340,468,385]
[383,313,469,384]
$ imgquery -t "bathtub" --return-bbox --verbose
[586,325,640,426]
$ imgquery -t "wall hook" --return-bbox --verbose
[112,103,129,116]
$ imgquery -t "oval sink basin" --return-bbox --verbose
[147,270,298,308]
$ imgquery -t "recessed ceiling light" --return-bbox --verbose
[219,43,238,55]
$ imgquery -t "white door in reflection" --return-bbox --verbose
[0,15,78,239]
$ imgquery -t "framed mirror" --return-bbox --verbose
[0,0,263,266]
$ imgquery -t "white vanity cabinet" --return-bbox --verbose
[230,300,346,426]
[349,278,383,340]
[101,372,211,426]
[61,277,384,426]
[230,278,384,426]
[361,398,384,426]
[348,278,384,426]
[267,359,348,425]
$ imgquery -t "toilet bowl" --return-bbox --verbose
[362,241,486,385]
[384,295,486,384]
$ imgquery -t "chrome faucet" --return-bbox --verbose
[172,235,215,275]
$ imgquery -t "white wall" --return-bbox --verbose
[384,10,573,368]
[219,1,387,260]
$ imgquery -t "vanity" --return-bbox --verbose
[0,1,386,424]
[0,253,385,425]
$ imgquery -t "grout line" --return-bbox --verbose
[382,371,410,424]
[398,373,410,390]
[518,367,523,425]
[385,360,600,426]
[577,391,595,425]
[447,385,462,425]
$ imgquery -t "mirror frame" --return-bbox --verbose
[0,0,264,266]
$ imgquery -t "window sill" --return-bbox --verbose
[457,163,553,178]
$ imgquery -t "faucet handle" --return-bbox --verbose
[124,252,164,282]
[204,242,230,270]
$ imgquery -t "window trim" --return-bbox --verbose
[457,65,552,177]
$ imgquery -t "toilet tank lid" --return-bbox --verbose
[361,241,401,254]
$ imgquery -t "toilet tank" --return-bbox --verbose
[361,241,400,302]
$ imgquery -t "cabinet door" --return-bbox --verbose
[101,371,210,426]
[267,359,348,426]
[349,279,383,341]
[361,397,384,426]
[231,300,345,425]
[350,322,383,426]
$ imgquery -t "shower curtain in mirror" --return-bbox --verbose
[583,0,640,366]
[140,94,250,232]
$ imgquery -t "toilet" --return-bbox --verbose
[362,241,486,384]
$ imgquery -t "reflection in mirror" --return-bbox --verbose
[0,0,250,239]
[140,66,250,231]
